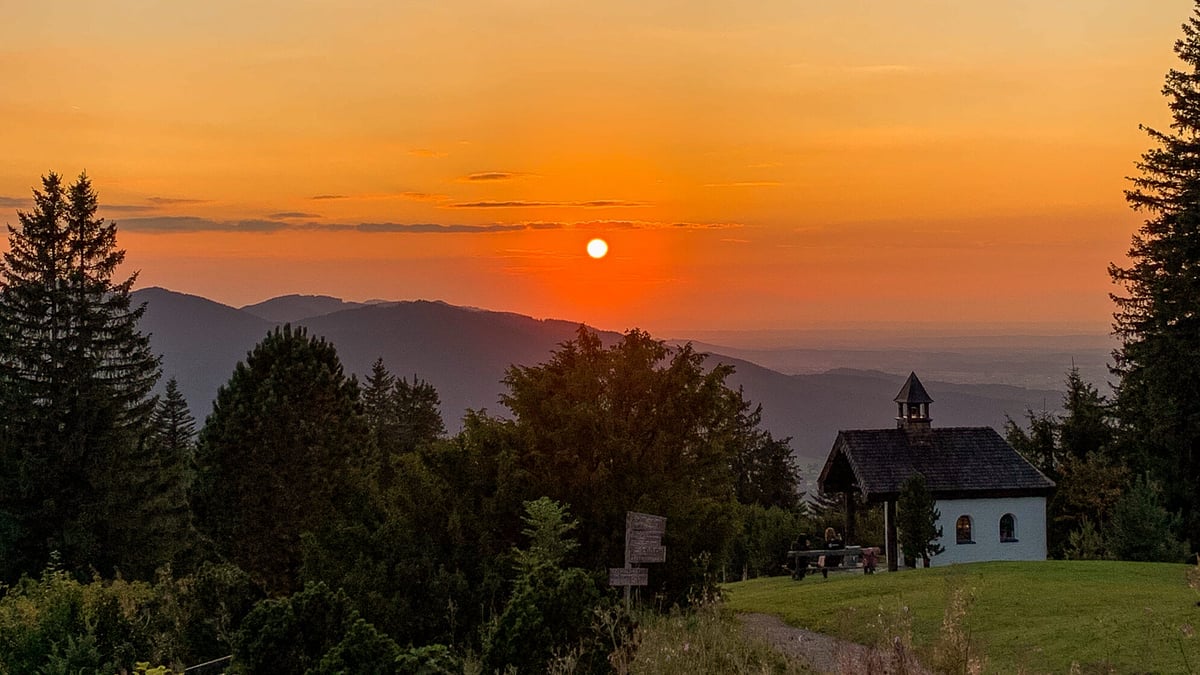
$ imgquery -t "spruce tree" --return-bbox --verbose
[106,377,197,577]
[0,172,160,577]
[1110,2,1200,548]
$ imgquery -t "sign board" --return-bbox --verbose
[629,543,666,564]
[627,511,666,534]
[608,566,648,587]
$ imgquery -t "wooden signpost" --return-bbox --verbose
[609,511,666,607]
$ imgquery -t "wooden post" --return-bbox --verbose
[885,499,898,572]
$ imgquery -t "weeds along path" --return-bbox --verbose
[737,613,930,674]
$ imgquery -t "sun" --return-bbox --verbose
[586,238,608,259]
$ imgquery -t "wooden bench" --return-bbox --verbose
[787,546,864,578]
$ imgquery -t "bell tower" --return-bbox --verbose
[894,371,933,432]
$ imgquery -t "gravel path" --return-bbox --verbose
[738,613,929,674]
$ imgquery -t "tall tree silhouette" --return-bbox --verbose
[1110,3,1200,548]
[0,172,160,578]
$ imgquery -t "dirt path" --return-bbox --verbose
[738,613,929,674]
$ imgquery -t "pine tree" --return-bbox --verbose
[392,375,444,454]
[192,325,367,593]
[0,172,160,577]
[1110,3,1200,548]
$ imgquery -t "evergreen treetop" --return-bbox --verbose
[1110,2,1200,549]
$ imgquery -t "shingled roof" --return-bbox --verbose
[894,371,933,404]
[818,426,1055,502]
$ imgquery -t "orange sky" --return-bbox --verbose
[0,1,1191,334]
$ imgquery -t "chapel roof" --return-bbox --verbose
[893,371,933,404]
[818,426,1055,501]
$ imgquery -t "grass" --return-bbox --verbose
[626,603,810,674]
[723,560,1200,674]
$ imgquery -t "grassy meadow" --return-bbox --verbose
[723,560,1199,673]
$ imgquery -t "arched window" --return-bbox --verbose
[1000,513,1017,542]
[956,515,973,544]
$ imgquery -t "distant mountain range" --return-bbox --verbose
[133,287,1066,465]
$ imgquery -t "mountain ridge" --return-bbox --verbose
[133,287,1064,464]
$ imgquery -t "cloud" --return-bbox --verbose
[702,181,783,188]
[408,148,448,158]
[449,200,648,209]
[311,194,348,200]
[396,192,450,202]
[100,204,157,213]
[463,172,517,181]
[112,215,740,235]
[672,222,744,230]
[353,223,530,233]
[148,197,209,205]
[0,196,31,208]
[269,211,322,219]
[119,216,293,233]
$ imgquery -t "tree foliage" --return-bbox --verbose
[1005,368,1121,558]
[0,172,161,578]
[1107,474,1190,563]
[1110,3,1200,549]
[192,325,367,594]
[897,473,944,565]
[499,326,779,600]
[481,498,613,675]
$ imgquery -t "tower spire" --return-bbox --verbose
[894,372,933,431]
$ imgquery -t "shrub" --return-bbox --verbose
[1107,475,1190,563]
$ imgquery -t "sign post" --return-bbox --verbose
[609,511,666,608]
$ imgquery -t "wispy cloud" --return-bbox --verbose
[354,223,532,233]
[703,181,783,188]
[0,196,31,208]
[459,171,539,182]
[100,204,157,213]
[311,194,348,200]
[408,148,448,158]
[269,211,321,219]
[396,192,450,202]
[463,172,516,181]
[449,200,648,209]
[120,216,293,233]
[148,197,210,205]
[115,215,741,234]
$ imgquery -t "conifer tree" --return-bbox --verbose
[0,172,160,577]
[105,377,198,577]
[1110,3,1200,548]
[192,326,367,593]
[897,473,943,567]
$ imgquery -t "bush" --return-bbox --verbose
[727,504,807,580]
[1107,475,1190,562]
[0,560,157,674]
[233,582,359,675]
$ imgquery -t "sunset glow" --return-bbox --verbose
[0,1,1191,333]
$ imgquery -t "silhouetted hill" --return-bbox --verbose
[133,288,1062,464]
[134,287,274,422]
[240,294,370,323]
